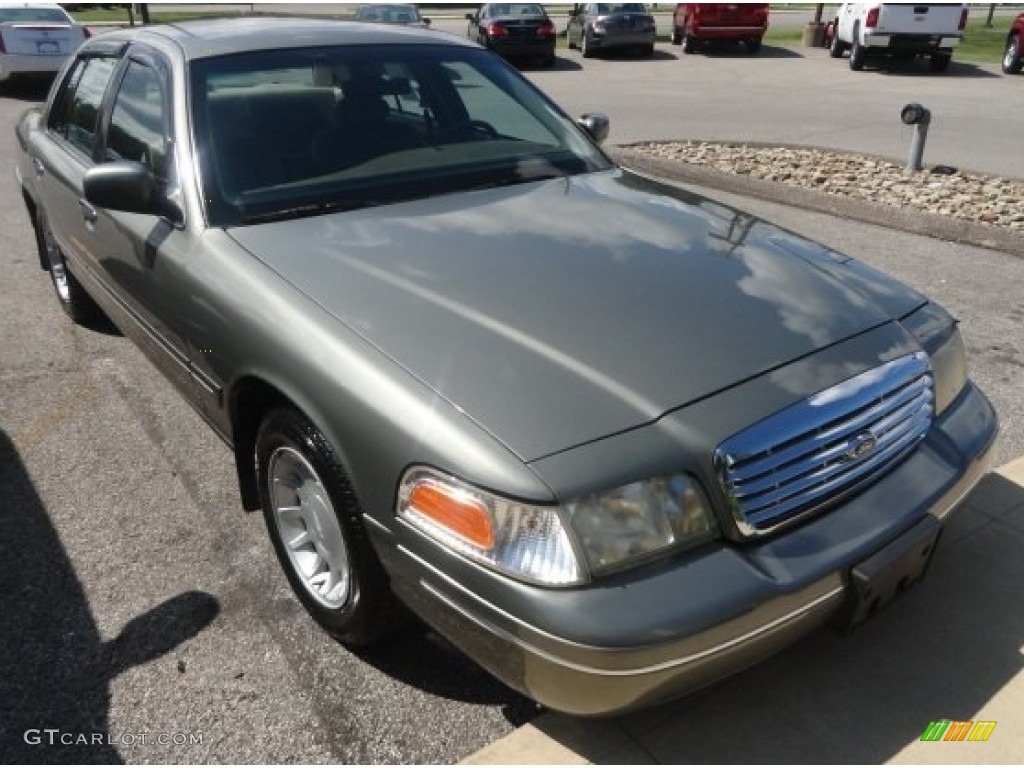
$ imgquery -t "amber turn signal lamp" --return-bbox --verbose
[408,482,495,549]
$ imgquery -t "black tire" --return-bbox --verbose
[828,21,845,57]
[682,26,696,54]
[643,43,655,57]
[34,209,101,324]
[747,37,762,54]
[849,26,866,70]
[581,29,594,58]
[671,26,682,45]
[256,407,403,646]
[543,54,556,67]
[1002,33,1022,74]
[930,52,952,73]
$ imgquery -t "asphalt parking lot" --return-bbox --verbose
[1,29,1022,764]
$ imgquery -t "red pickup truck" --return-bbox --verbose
[671,3,769,54]
[1004,12,1023,74]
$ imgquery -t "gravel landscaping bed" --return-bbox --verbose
[630,141,1024,231]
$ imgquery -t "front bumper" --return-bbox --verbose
[389,380,998,715]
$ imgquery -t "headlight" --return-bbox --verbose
[398,468,583,585]
[903,303,968,415]
[592,21,606,32]
[399,469,719,585]
[565,474,718,574]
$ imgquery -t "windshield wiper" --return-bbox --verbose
[238,198,378,225]
[462,172,566,194]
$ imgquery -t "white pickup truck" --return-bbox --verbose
[828,3,968,72]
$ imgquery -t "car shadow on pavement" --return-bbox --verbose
[529,468,1024,763]
[351,618,539,726]
[0,76,55,103]
[685,44,804,59]
[874,58,1000,78]
[516,57,581,72]
[0,429,220,762]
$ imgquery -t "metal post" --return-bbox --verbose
[901,103,931,171]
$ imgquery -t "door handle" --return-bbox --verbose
[78,198,97,223]
[32,157,45,176]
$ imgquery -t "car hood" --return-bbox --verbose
[228,169,923,462]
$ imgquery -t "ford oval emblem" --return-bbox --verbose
[844,431,878,462]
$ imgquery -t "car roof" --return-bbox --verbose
[0,2,68,9]
[103,16,473,60]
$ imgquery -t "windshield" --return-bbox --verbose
[356,5,422,23]
[0,7,71,22]
[490,4,546,16]
[597,3,647,14]
[190,45,610,227]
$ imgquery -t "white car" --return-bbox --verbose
[0,3,88,84]
[829,2,967,72]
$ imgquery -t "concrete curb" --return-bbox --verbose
[609,146,1024,261]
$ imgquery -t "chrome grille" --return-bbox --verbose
[716,353,934,536]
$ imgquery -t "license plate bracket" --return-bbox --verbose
[833,515,942,633]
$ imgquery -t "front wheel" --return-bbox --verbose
[256,407,403,646]
[828,21,845,57]
[1002,34,1022,74]
[746,37,762,54]
[34,210,100,324]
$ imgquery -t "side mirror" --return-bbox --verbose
[577,112,610,145]
[84,161,157,215]
[84,161,183,223]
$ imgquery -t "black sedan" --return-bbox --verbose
[466,3,557,67]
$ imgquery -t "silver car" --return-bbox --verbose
[15,18,999,715]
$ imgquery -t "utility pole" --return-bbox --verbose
[986,3,996,28]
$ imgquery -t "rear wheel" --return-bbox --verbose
[256,408,403,646]
[682,26,696,54]
[34,210,100,324]
[581,29,594,58]
[1002,33,1022,74]
[643,43,655,57]
[849,27,866,70]
[929,52,951,73]
[747,37,762,54]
